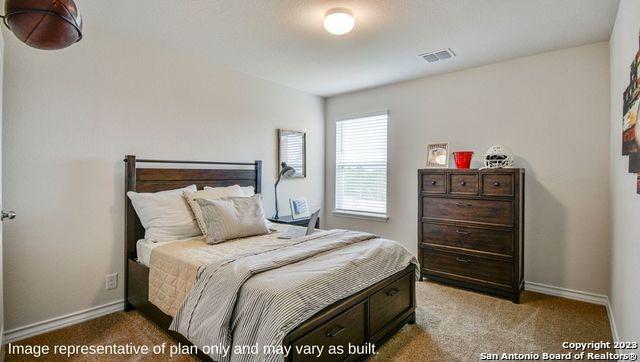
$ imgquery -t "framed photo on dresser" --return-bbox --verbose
[426,142,449,168]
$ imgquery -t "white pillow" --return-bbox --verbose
[195,195,269,244]
[204,185,255,196]
[127,185,200,242]
[184,185,245,235]
[241,186,255,196]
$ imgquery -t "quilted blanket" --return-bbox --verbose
[169,229,417,362]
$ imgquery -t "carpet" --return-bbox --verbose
[5,281,613,361]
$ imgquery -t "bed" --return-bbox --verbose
[123,155,417,361]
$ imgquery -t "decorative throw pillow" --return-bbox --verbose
[196,195,270,244]
[184,185,245,235]
[127,185,201,242]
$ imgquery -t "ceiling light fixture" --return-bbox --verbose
[323,8,355,35]
[1,0,83,50]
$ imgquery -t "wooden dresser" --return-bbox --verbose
[418,168,524,302]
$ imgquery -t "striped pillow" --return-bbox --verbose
[196,195,270,244]
[183,185,245,235]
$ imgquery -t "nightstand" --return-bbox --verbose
[268,215,320,228]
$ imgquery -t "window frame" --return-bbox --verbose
[333,111,389,222]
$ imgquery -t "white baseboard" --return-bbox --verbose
[525,281,618,346]
[525,281,608,305]
[3,299,124,344]
[606,301,620,345]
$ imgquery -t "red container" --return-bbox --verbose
[453,151,474,169]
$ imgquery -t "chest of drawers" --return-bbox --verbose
[418,168,524,302]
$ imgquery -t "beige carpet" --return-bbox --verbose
[5,281,613,361]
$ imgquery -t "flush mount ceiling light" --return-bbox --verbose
[323,8,355,35]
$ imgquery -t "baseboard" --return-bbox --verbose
[524,281,608,305]
[525,281,619,346]
[606,301,620,345]
[3,299,124,344]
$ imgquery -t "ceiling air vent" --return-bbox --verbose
[419,48,456,63]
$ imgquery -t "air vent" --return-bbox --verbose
[419,48,456,63]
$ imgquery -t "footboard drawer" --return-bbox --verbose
[369,273,412,335]
[292,301,366,362]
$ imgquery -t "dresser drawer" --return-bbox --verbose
[423,197,513,226]
[422,248,513,288]
[292,302,366,362]
[449,173,479,195]
[369,273,412,334]
[421,173,446,194]
[481,173,514,197]
[421,222,513,256]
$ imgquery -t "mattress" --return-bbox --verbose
[136,238,191,267]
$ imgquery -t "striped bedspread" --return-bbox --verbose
[169,229,417,362]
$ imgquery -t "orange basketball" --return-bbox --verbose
[4,0,82,50]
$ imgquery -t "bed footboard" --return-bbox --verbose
[127,260,416,362]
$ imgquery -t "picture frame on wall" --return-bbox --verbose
[278,129,306,178]
[621,30,640,194]
[426,142,449,168]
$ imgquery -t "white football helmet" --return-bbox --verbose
[483,145,514,169]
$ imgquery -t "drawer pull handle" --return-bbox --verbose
[455,202,472,207]
[326,325,346,338]
[493,182,501,187]
[431,180,437,185]
[455,230,471,235]
[456,257,471,263]
[460,181,466,186]
[386,288,400,297]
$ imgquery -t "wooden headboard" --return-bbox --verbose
[124,155,262,261]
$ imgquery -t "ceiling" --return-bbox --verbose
[84,0,619,97]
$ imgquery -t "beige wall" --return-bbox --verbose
[609,0,640,343]
[1,31,324,330]
[325,43,611,295]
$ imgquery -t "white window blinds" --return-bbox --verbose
[335,113,388,216]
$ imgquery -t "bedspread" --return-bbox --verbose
[148,224,299,316]
[169,229,417,362]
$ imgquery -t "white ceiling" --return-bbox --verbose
[84,0,619,97]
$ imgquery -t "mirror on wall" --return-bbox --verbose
[278,129,306,178]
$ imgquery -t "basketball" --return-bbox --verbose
[4,0,82,50]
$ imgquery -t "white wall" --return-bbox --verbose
[609,0,640,343]
[325,43,611,295]
[1,31,324,330]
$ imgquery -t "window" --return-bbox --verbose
[335,112,388,220]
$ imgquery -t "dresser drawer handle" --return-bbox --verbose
[493,182,501,187]
[455,202,472,207]
[456,257,471,263]
[431,180,437,185]
[326,325,346,338]
[460,181,466,186]
[386,288,400,296]
[455,230,471,235]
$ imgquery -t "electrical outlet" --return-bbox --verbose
[106,273,118,290]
